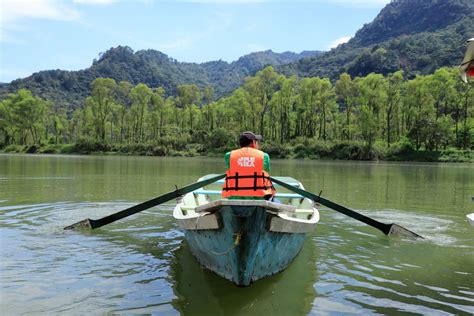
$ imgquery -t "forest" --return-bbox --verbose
[0,66,472,162]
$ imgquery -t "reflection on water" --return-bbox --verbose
[171,241,317,316]
[1,154,473,315]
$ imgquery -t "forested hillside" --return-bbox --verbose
[280,0,474,79]
[0,47,321,110]
[1,66,472,161]
[1,0,473,161]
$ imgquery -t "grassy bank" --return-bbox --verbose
[2,139,472,162]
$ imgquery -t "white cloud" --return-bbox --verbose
[73,0,116,5]
[329,36,351,49]
[0,0,117,43]
[0,0,80,25]
[0,0,80,42]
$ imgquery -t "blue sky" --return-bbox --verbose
[0,0,390,83]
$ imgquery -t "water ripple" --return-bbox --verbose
[1,200,473,315]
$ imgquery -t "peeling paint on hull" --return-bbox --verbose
[184,206,307,286]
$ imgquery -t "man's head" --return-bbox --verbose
[239,131,263,148]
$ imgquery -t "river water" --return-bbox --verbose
[0,154,473,315]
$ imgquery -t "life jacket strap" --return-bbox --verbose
[223,186,272,191]
[223,172,274,192]
[225,174,269,180]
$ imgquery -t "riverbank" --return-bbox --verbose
[2,140,472,162]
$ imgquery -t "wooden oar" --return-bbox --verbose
[64,173,226,230]
[269,176,423,239]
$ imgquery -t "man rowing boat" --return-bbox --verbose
[222,131,277,201]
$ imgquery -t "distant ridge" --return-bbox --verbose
[0,47,322,109]
[280,0,474,79]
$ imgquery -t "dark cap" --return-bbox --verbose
[239,131,262,147]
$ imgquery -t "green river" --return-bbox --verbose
[1,154,473,315]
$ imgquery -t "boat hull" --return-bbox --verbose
[184,205,307,286]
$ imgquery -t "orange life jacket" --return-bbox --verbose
[222,147,275,198]
[467,64,474,78]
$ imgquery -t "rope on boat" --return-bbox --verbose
[209,231,242,256]
[193,212,241,256]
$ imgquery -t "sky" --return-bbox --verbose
[0,0,390,83]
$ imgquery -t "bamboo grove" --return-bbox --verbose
[0,66,473,158]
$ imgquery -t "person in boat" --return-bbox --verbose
[459,38,474,83]
[222,131,278,201]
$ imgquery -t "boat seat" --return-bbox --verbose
[195,193,208,206]
[295,208,313,214]
[180,205,196,211]
[193,190,303,199]
[195,199,296,213]
[181,193,197,209]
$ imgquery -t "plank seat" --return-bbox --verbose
[193,190,303,199]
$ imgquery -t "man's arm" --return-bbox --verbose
[225,151,231,170]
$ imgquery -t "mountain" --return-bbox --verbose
[280,0,474,79]
[0,47,322,110]
[2,0,473,110]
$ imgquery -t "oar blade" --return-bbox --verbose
[388,223,423,239]
[64,218,95,230]
[269,176,424,239]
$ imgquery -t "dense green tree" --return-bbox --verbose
[355,73,388,149]
[129,83,153,142]
[86,78,117,142]
[1,65,472,157]
[268,76,297,142]
[242,67,281,138]
[335,73,357,140]
[203,86,214,105]
[454,79,474,149]
[385,71,403,146]
[176,84,202,108]
[0,89,50,145]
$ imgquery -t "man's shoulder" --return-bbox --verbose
[228,147,269,157]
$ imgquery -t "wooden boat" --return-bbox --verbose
[173,174,319,286]
[467,196,474,227]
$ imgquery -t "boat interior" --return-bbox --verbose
[174,174,318,223]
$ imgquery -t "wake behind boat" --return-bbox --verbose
[173,174,319,286]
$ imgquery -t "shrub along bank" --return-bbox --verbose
[2,139,472,162]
